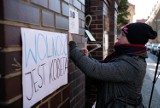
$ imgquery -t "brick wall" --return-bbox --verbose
[84,0,119,107]
[85,0,110,107]
[0,0,86,108]
[87,0,104,60]
[86,0,119,59]
[108,0,119,54]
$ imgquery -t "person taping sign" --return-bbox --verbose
[68,22,157,108]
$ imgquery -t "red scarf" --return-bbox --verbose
[102,43,147,63]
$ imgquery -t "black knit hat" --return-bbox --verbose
[122,22,157,44]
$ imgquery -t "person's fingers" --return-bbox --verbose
[81,48,87,53]
[81,48,89,56]
[82,49,86,54]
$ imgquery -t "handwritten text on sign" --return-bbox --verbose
[21,28,68,108]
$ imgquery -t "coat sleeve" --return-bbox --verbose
[69,41,138,82]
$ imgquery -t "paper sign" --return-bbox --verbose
[69,7,79,34]
[21,28,68,108]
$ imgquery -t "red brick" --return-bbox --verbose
[62,2,69,16]
[49,0,61,13]
[0,24,4,47]
[0,78,5,101]
[59,99,70,108]
[91,16,97,20]
[90,25,97,28]
[50,93,62,108]
[68,63,75,73]
[70,80,77,99]
[0,25,21,47]
[90,10,102,15]
[73,93,85,108]
[68,71,76,83]
[2,0,40,25]
[0,75,21,101]
[62,86,70,101]
[97,15,103,20]
[55,15,69,30]
[93,56,103,60]
[96,33,103,37]
[0,0,3,19]
[69,69,83,83]
[0,98,22,108]
[31,0,48,8]
[90,7,97,10]
[91,30,103,34]
[90,1,102,7]
[97,24,103,28]
[92,20,103,24]
[39,102,48,108]
[96,51,103,55]
[97,6,103,10]
[0,51,21,75]
[42,10,54,27]
[73,0,81,10]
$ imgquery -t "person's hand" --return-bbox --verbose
[68,32,73,42]
[81,48,89,56]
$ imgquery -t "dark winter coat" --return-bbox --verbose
[69,41,146,108]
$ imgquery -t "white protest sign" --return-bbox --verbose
[21,28,68,108]
[69,7,79,34]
